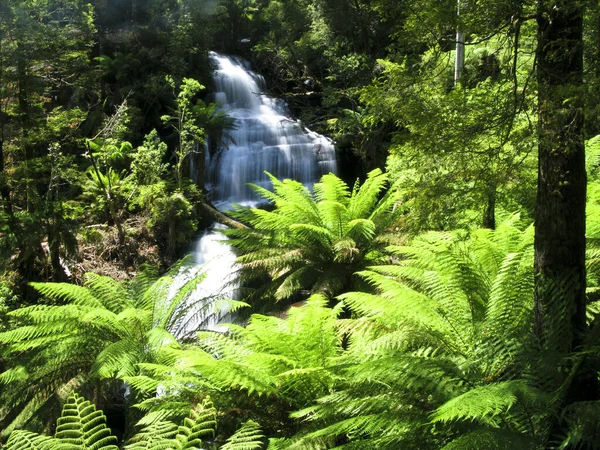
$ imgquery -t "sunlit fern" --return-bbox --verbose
[223,168,403,310]
[126,295,341,433]
[0,259,236,438]
[6,392,118,450]
[220,420,264,450]
[6,392,265,450]
[286,215,541,449]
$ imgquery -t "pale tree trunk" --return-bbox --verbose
[454,0,465,86]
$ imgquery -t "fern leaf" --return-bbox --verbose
[124,420,178,450]
[441,429,537,449]
[54,392,119,450]
[175,396,217,449]
[221,420,265,450]
[348,168,389,219]
[431,380,531,426]
[6,430,55,450]
[29,282,103,308]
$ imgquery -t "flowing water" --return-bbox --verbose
[205,52,336,208]
[176,52,337,335]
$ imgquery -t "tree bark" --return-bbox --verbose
[482,184,496,230]
[534,0,586,356]
[454,0,465,86]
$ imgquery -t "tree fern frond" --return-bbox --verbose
[175,396,217,448]
[225,170,401,303]
[313,173,351,206]
[1,390,52,439]
[93,339,145,378]
[55,392,119,449]
[29,282,103,308]
[274,266,317,301]
[348,168,389,219]
[84,272,132,312]
[124,420,179,450]
[5,430,55,450]
[289,223,333,249]
[345,219,376,243]
[220,420,265,450]
[431,380,534,426]
[316,200,348,240]
[440,429,537,450]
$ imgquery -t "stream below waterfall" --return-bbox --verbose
[177,52,337,335]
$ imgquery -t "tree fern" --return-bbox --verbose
[126,295,341,435]
[224,169,402,309]
[5,392,261,450]
[122,419,178,450]
[0,262,228,438]
[288,216,538,448]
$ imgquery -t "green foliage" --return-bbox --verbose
[174,397,217,448]
[220,420,264,450]
[148,192,198,259]
[5,430,55,450]
[0,264,219,436]
[131,130,168,186]
[6,393,263,450]
[286,217,538,448]
[122,419,178,450]
[367,49,537,230]
[83,166,134,223]
[5,393,117,450]
[54,393,119,450]
[162,76,207,189]
[225,169,402,308]
[123,295,337,437]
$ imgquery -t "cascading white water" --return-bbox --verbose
[178,53,337,335]
[205,52,337,208]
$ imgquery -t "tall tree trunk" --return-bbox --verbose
[0,138,13,215]
[482,184,496,230]
[454,0,465,86]
[535,0,586,354]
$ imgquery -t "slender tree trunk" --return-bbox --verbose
[482,185,496,230]
[454,0,465,86]
[534,0,586,359]
[0,138,13,215]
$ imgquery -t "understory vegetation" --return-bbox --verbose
[2,0,600,449]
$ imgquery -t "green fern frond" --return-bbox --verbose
[221,420,265,450]
[55,392,119,449]
[0,265,217,438]
[84,272,132,312]
[348,169,389,219]
[175,396,217,449]
[431,380,534,426]
[29,282,104,308]
[224,170,401,303]
[5,430,55,450]
[124,420,178,450]
[313,173,351,206]
[440,429,537,450]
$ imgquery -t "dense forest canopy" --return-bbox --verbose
[1,0,600,448]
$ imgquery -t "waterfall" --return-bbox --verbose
[206,52,337,208]
[178,52,337,335]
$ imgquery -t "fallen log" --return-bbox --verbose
[200,202,249,229]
